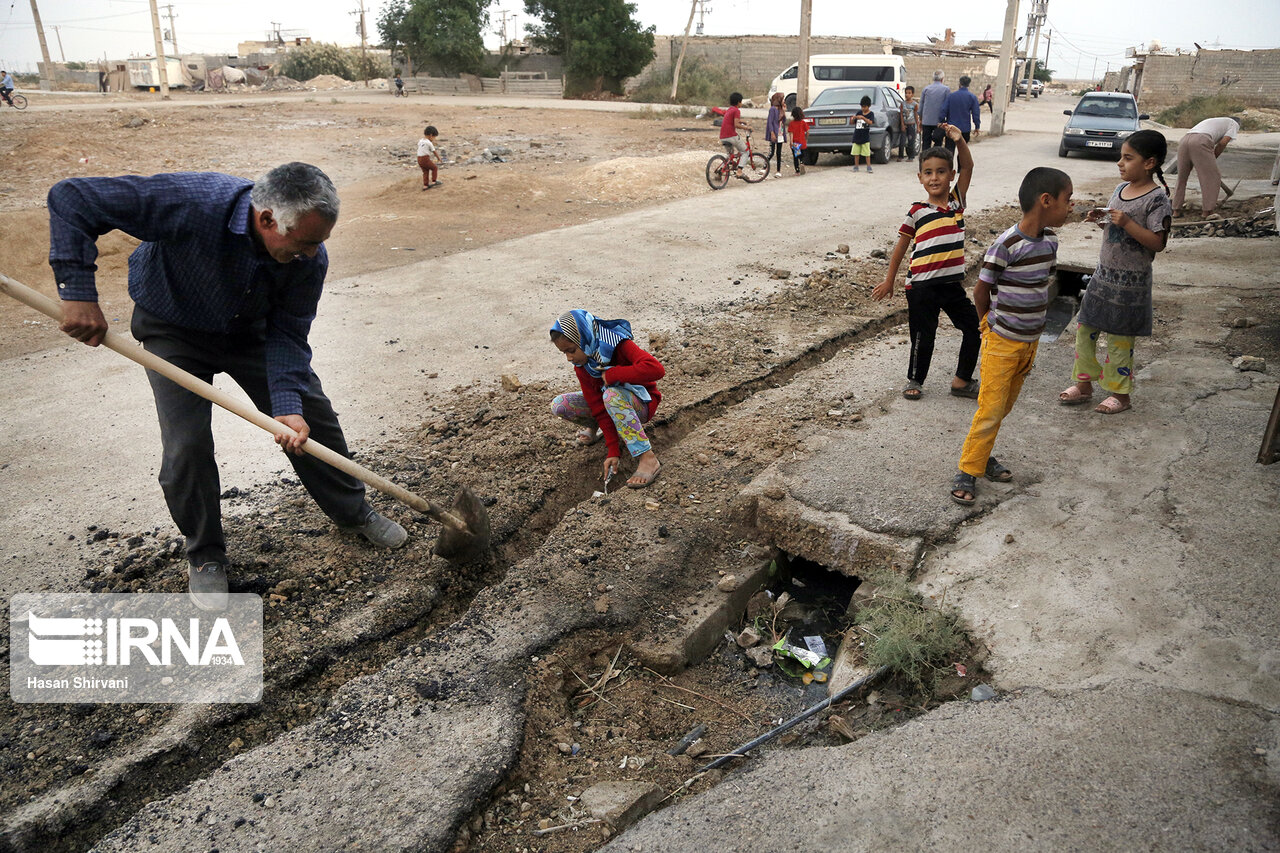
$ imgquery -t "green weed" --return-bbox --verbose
[1154,95,1267,130]
[629,57,750,107]
[852,567,964,689]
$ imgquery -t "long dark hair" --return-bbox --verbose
[1124,129,1169,194]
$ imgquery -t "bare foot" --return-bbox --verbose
[627,451,662,488]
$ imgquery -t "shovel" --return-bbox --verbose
[0,273,490,564]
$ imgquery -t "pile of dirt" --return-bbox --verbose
[305,74,352,90]
[1239,107,1280,132]
[576,151,711,203]
[261,75,305,91]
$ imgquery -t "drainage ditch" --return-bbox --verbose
[2,206,1031,852]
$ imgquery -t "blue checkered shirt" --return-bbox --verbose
[48,172,328,416]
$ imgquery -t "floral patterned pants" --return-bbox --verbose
[551,388,652,457]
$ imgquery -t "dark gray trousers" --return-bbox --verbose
[131,307,371,566]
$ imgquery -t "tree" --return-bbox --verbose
[1034,66,1054,83]
[278,43,356,81]
[378,0,489,77]
[524,0,655,94]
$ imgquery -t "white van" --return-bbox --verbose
[768,54,908,109]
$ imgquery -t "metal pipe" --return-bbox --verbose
[699,666,888,771]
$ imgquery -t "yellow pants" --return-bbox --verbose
[959,325,1038,477]
[1072,323,1134,395]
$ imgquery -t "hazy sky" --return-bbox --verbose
[0,0,1275,81]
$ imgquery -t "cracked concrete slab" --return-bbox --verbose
[604,683,1279,853]
[622,234,1280,851]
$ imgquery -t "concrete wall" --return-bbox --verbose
[1136,48,1280,109]
[631,35,1003,103]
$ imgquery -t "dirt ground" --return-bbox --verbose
[0,98,714,360]
[0,97,1032,845]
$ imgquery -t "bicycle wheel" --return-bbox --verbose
[743,152,770,183]
[706,154,730,190]
[11,94,26,110]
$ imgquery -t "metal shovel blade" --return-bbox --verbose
[1040,295,1079,343]
[433,486,491,563]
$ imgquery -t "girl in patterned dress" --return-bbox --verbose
[550,310,664,489]
[1059,130,1172,415]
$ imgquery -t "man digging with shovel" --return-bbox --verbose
[49,162,407,611]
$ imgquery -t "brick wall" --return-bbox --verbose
[633,35,1004,101]
[1136,48,1280,109]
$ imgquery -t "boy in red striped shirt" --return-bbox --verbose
[873,124,980,401]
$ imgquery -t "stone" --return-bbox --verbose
[762,485,786,500]
[771,269,791,280]
[717,574,741,592]
[971,684,997,702]
[836,244,850,254]
[593,595,610,614]
[684,739,709,758]
[735,626,761,648]
[746,645,774,667]
[1232,355,1266,373]
[644,499,661,511]
[500,373,522,391]
[869,248,887,259]
[580,781,665,830]
[1004,534,1015,544]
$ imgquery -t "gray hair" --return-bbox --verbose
[933,70,945,81]
[250,162,339,233]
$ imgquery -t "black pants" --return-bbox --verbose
[905,281,981,385]
[896,125,916,159]
[131,307,371,566]
[944,130,972,153]
[768,140,785,172]
[919,125,944,154]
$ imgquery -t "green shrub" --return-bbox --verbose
[629,57,749,106]
[1154,94,1267,130]
[278,43,356,81]
[853,568,964,689]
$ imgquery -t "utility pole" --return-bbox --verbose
[1022,0,1046,101]
[27,0,54,90]
[670,0,698,102]
[164,4,179,56]
[1043,28,1051,76]
[695,0,711,36]
[147,0,170,98]
[350,0,369,85]
[990,0,1018,136]
[797,0,812,108]
[495,9,511,46]
[52,25,65,61]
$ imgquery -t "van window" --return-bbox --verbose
[781,65,798,80]
[813,65,894,82]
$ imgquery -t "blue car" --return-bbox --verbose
[1059,92,1150,158]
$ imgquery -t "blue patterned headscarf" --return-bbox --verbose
[551,310,634,379]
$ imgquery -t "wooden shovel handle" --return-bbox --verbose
[0,273,473,535]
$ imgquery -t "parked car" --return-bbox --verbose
[801,85,903,165]
[1017,78,1044,97]
[1058,92,1149,158]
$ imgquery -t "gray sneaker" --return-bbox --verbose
[189,562,229,612]
[356,510,408,548]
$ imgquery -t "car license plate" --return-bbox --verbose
[1086,140,1113,148]
[817,118,846,126]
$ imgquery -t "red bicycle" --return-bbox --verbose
[706,130,769,189]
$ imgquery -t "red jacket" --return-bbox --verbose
[574,338,664,457]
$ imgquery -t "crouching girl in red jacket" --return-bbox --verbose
[550,310,664,489]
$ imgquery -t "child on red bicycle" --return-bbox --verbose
[719,92,752,177]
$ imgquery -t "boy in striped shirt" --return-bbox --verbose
[874,124,980,401]
[951,167,1074,505]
